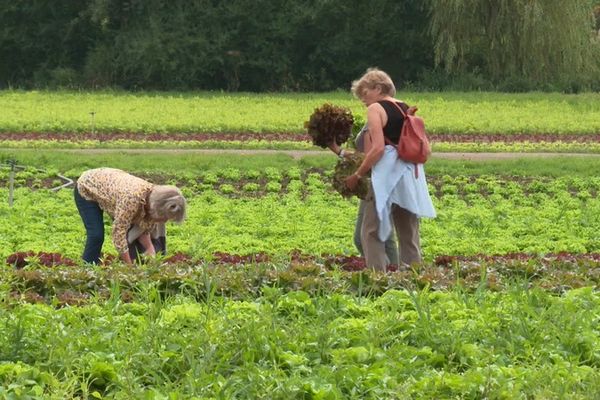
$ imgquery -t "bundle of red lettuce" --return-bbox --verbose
[304,103,354,148]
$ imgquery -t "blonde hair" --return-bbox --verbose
[148,185,187,223]
[351,67,396,98]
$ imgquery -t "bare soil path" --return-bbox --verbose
[20,148,600,160]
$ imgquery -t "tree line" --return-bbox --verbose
[1,0,599,92]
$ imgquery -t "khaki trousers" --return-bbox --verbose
[361,188,421,271]
[354,200,399,265]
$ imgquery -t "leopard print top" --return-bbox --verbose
[77,168,155,254]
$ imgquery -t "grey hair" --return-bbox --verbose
[148,185,187,223]
[351,67,396,98]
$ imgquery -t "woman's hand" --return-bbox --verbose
[120,252,133,265]
[345,173,361,190]
[327,141,342,156]
[328,141,355,159]
[144,246,156,257]
[138,233,156,257]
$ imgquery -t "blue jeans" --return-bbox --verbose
[74,186,104,264]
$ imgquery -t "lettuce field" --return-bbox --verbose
[2,167,600,260]
[2,90,600,155]
[1,91,600,398]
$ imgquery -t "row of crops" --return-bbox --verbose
[2,137,600,154]
[2,169,600,261]
[1,89,600,398]
[2,90,600,136]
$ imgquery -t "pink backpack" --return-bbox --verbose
[384,102,431,178]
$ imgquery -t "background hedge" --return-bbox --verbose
[1,0,599,92]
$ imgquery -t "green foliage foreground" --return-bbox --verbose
[1,154,600,398]
[1,287,599,398]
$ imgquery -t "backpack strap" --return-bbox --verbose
[390,101,408,119]
[389,101,420,179]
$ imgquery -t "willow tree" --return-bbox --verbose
[428,0,600,86]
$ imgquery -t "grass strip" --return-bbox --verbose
[2,149,600,178]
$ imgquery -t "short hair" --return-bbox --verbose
[148,185,186,223]
[351,67,396,98]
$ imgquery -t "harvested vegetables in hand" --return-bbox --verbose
[332,152,369,199]
[305,103,354,148]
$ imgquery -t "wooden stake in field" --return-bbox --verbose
[90,111,96,135]
[8,158,16,207]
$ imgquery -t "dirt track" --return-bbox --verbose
[24,148,600,160]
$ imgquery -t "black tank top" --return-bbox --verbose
[377,100,408,143]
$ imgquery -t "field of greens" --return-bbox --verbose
[2,155,600,261]
[2,90,600,136]
[2,287,600,398]
[2,137,600,155]
[1,89,600,398]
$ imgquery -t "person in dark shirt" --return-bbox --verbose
[345,68,436,271]
[327,128,399,265]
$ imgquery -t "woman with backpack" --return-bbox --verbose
[327,126,399,266]
[345,68,436,271]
